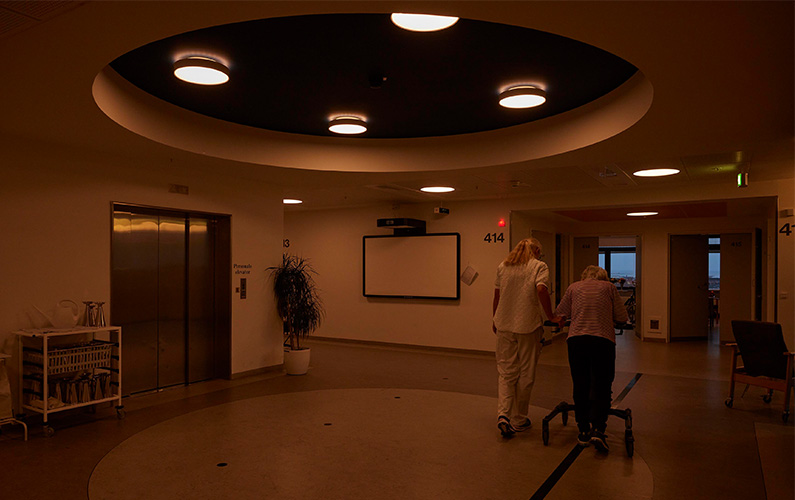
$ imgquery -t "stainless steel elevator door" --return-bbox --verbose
[156,215,187,388]
[188,218,214,383]
[112,211,160,394]
[112,207,224,395]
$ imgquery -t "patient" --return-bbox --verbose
[555,265,628,451]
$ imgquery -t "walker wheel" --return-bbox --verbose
[762,393,773,404]
[116,407,126,420]
[625,429,634,457]
[542,427,549,446]
[561,411,568,426]
[724,397,733,408]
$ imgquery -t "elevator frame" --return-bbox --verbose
[110,202,232,395]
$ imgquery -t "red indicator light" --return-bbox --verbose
[498,218,506,227]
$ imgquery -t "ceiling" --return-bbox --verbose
[109,14,637,138]
[0,1,792,214]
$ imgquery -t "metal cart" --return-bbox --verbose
[15,326,124,437]
[0,353,27,440]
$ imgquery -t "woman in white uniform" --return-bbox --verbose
[492,238,559,437]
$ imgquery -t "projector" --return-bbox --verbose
[434,207,450,214]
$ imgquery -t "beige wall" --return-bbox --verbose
[286,200,512,352]
[0,142,285,386]
[286,178,794,351]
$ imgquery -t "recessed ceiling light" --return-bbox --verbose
[420,186,455,193]
[632,168,680,177]
[390,13,459,32]
[329,116,367,135]
[499,85,547,109]
[173,56,229,85]
[283,199,303,205]
[627,211,659,217]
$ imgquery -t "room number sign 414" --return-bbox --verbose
[484,232,505,243]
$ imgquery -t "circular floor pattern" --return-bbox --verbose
[89,389,652,500]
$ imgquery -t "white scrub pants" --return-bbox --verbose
[496,326,543,422]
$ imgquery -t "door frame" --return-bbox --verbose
[110,202,232,394]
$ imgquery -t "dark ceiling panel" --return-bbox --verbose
[110,13,636,139]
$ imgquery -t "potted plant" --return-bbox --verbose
[267,254,324,375]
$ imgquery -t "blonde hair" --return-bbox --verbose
[503,238,542,266]
[581,265,609,281]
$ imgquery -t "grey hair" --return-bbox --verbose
[581,265,609,281]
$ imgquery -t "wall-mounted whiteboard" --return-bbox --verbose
[363,233,460,300]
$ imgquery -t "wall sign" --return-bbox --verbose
[233,263,252,275]
[484,232,505,243]
[780,223,792,236]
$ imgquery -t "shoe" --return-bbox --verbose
[590,430,609,452]
[577,431,591,447]
[497,416,516,438]
[513,418,532,432]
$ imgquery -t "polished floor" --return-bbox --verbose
[1,330,793,500]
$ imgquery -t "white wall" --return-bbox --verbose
[286,178,794,351]
[0,142,285,387]
[286,200,513,352]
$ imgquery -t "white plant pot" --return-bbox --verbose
[284,347,311,375]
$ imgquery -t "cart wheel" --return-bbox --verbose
[762,392,773,404]
[542,427,549,446]
[116,408,126,420]
[724,397,733,408]
[625,429,634,456]
[561,411,568,426]
[43,425,55,438]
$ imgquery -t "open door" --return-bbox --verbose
[572,237,599,283]
[669,235,709,340]
[719,233,754,343]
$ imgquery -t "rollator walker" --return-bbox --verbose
[540,320,636,457]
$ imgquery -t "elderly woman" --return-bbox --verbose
[555,265,628,451]
[492,238,560,437]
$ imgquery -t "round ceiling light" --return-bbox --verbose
[632,168,680,177]
[283,199,303,205]
[173,57,229,85]
[390,13,459,32]
[420,186,455,193]
[499,85,547,109]
[329,116,367,135]
[627,211,659,217]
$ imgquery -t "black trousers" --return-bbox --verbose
[566,335,616,433]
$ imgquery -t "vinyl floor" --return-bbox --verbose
[0,329,792,500]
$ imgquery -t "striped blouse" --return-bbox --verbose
[555,278,629,343]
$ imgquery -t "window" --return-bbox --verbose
[598,247,636,286]
[708,236,720,290]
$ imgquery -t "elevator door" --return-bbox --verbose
[112,208,219,395]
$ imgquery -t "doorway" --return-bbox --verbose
[111,204,231,395]
[669,232,756,343]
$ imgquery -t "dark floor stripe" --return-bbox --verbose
[528,372,644,499]
[528,445,583,500]
[613,372,643,407]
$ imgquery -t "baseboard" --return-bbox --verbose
[308,336,493,357]
[230,364,283,380]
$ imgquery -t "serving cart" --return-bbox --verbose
[15,326,124,437]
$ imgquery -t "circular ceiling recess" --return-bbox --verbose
[109,13,637,139]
